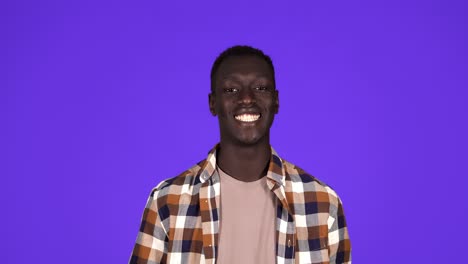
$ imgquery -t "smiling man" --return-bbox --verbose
[130,46,351,264]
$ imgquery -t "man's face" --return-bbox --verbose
[209,55,279,146]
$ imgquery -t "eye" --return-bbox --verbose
[254,86,268,91]
[224,87,239,93]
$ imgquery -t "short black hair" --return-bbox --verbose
[210,45,275,92]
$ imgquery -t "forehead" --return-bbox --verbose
[215,55,274,81]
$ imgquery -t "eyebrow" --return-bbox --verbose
[219,73,272,82]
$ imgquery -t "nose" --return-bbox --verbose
[237,88,255,105]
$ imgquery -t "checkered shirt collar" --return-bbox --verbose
[197,144,286,187]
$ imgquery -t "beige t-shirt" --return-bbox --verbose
[216,167,277,264]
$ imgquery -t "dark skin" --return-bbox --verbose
[209,55,279,182]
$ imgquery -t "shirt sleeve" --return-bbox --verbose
[328,196,351,263]
[129,189,168,264]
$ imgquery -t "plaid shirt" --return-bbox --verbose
[130,145,351,264]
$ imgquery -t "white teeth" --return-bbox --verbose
[235,114,260,122]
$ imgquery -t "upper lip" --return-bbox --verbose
[234,108,261,117]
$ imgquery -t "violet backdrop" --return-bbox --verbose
[3,0,468,263]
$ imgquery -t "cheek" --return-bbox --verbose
[217,101,234,115]
[261,98,276,111]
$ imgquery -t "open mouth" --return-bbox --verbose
[234,113,261,122]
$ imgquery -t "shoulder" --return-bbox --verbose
[282,159,341,205]
[148,159,206,201]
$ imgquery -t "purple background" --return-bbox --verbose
[3,0,467,263]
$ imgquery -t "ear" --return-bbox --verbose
[208,93,216,116]
[274,90,280,114]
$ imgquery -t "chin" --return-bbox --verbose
[233,134,267,146]
[220,125,270,146]
[236,139,260,146]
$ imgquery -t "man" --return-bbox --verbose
[130,45,351,263]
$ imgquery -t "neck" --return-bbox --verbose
[217,140,271,182]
